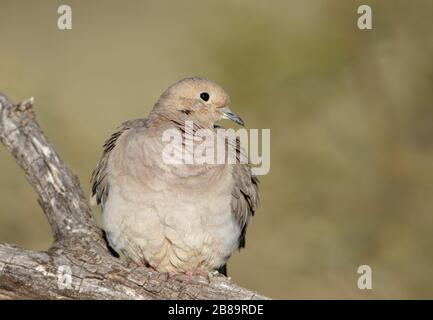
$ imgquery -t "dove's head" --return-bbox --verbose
[152,77,244,128]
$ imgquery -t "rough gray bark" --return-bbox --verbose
[0,93,268,300]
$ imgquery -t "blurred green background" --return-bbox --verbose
[1,0,433,299]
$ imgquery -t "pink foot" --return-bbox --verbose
[182,268,212,284]
[183,271,194,284]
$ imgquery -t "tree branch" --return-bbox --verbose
[0,94,100,242]
[0,93,269,300]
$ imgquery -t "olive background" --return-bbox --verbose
[1,0,433,299]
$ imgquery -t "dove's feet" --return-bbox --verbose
[183,267,214,284]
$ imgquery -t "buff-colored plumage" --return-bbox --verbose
[90,77,258,274]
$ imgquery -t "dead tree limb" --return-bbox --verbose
[0,93,268,300]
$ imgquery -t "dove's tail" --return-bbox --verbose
[217,264,227,276]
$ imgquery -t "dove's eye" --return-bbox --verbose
[200,92,210,102]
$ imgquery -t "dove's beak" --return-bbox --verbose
[222,107,244,126]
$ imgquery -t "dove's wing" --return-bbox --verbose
[232,161,259,249]
[213,124,260,250]
[90,119,147,208]
[217,150,258,276]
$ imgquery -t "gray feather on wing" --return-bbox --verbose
[90,119,147,208]
[227,131,260,249]
[231,162,259,249]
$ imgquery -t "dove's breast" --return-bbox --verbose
[102,126,241,273]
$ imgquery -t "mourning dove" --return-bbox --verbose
[90,77,259,276]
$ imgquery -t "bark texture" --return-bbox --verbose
[0,93,268,300]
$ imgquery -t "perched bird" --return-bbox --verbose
[90,77,259,276]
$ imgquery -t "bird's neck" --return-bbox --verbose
[148,106,215,131]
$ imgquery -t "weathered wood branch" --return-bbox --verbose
[0,95,101,242]
[0,93,268,300]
